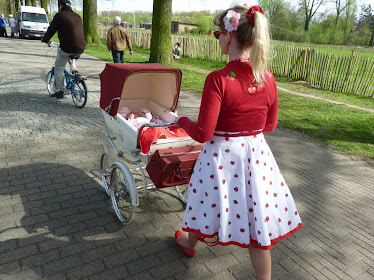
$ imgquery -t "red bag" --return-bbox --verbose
[146,145,203,188]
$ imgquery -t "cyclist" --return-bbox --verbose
[42,0,86,99]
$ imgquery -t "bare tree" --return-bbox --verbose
[7,0,12,14]
[40,0,49,16]
[359,4,374,47]
[341,0,356,44]
[301,0,326,31]
[15,0,20,12]
[149,0,172,64]
[328,0,355,25]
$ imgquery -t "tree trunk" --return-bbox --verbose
[304,16,311,31]
[7,0,12,15]
[335,10,340,26]
[25,0,32,6]
[83,0,101,44]
[31,0,37,6]
[149,0,172,64]
[15,0,20,13]
[304,7,311,32]
[40,0,48,16]
[369,29,374,47]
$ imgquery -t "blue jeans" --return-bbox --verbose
[111,50,124,63]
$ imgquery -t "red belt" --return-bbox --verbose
[213,130,263,137]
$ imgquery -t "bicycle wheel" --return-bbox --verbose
[100,153,112,197]
[46,70,55,96]
[176,185,188,204]
[110,164,136,224]
[71,78,87,108]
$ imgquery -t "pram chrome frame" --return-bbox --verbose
[99,63,195,225]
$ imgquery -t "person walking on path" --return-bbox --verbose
[41,0,86,99]
[0,14,7,37]
[173,5,303,279]
[107,16,133,63]
[9,14,17,38]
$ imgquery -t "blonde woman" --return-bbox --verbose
[174,5,303,280]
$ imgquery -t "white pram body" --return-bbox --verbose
[99,63,199,224]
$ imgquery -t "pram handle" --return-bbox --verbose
[136,122,176,150]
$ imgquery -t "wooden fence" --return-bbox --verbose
[99,28,374,98]
[272,46,374,97]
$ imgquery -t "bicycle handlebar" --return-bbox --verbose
[47,41,60,47]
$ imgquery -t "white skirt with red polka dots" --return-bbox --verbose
[182,133,303,249]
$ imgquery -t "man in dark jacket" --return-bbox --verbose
[42,0,86,98]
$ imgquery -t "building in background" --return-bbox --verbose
[171,21,198,34]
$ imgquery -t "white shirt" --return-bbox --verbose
[9,17,16,28]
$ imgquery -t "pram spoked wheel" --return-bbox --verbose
[110,163,137,224]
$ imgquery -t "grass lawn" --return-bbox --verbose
[277,92,373,160]
[84,40,374,164]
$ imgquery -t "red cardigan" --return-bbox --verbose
[178,61,278,143]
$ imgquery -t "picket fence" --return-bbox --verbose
[99,28,374,98]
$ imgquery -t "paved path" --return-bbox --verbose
[0,37,373,280]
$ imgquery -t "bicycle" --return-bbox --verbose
[46,42,88,108]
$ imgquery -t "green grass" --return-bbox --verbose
[83,38,374,163]
[273,40,374,58]
[84,39,150,63]
[276,80,374,110]
[312,48,374,58]
[173,56,226,72]
[277,92,374,160]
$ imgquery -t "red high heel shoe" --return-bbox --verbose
[175,231,196,257]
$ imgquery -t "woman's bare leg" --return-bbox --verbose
[177,231,199,250]
[249,246,271,280]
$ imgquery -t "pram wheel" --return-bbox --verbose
[176,185,188,204]
[100,153,112,197]
[110,163,136,224]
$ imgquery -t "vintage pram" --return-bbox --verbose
[99,63,200,225]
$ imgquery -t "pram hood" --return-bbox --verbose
[100,63,182,117]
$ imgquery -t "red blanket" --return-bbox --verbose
[139,126,190,154]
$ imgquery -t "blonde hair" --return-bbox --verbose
[214,5,271,82]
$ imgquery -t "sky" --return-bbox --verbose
[97,0,374,14]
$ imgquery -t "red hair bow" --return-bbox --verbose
[247,5,264,27]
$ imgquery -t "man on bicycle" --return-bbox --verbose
[42,0,86,99]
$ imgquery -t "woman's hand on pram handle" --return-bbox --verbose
[174,117,181,126]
